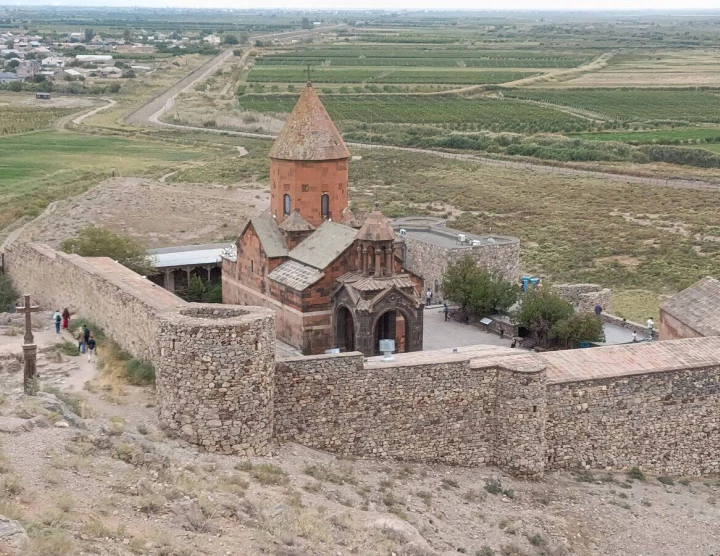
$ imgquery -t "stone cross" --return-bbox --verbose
[17,294,39,344]
[16,294,40,395]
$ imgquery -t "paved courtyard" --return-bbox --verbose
[422,306,513,351]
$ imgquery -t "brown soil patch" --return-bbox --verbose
[19,177,268,248]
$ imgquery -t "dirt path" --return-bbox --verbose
[70,97,116,126]
[0,200,58,252]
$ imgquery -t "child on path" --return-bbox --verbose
[61,308,70,330]
[86,336,96,362]
[52,310,61,334]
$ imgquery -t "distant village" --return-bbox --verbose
[0,28,230,89]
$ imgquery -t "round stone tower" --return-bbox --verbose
[268,83,351,227]
[155,304,276,456]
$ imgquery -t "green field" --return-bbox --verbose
[238,94,590,132]
[256,47,592,68]
[0,106,76,136]
[0,131,211,229]
[503,89,720,123]
[248,67,537,84]
[578,127,720,143]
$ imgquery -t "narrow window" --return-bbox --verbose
[250,260,254,273]
[321,193,330,218]
[283,194,291,216]
[302,184,309,192]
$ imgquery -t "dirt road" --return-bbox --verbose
[126,26,343,127]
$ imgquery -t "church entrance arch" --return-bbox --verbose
[336,306,355,352]
[373,309,410,355]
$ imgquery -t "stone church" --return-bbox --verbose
[222,83,425,356]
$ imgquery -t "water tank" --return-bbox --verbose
[399,228,407,236]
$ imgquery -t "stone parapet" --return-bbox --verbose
[155,305,276,456]
[551,283,611,314]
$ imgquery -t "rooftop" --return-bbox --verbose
[148,243,232,269]
[288,221,357,270]
[661,276,720,337]
[250,215,288,259]
[472,335,720,383]
[268,84,351,162]
[398,225,518,250]
[268,259,324,291]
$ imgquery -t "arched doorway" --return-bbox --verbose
[336,306,355,352]
[373,309,410,355]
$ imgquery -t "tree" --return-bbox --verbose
[441,256,519,317]
[0,274,18,313]
[84,28,94,43]
[187,275,206,302]
[6,59,19,68]
[302,17,311,29]
[123,28,132,42]
[61,226,156,276]
[549,313,604,349]
[515,288,603,349]
[223,34,239,45]
[7,80,22,92]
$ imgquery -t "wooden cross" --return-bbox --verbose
[305,64,313,84]
[16,294,40,345]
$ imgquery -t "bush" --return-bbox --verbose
[515,288,601,349]
[627,467,646,481]
[442,256,519,316]
[124,359,155,385]
[60,227,155,276]
[58,341,79,357]
[0,274,18,313]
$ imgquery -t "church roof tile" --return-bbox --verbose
[268,84,350,161]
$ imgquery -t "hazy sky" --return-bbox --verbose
[6,0,720,10]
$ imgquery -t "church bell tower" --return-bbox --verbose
[268,83,351,228]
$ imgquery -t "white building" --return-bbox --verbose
[203,34,222,45]
[41,57,65,67]
[76,54,113,62]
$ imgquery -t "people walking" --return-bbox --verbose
[52,310,61,334]
[76,326,86,354]
[443,303,449,321]
[61,308,70,330]
[594,304,603,316]
[86,335,96,362]
[632,331,638,343]
[426,289,433,307]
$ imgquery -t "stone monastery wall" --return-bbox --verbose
[546,365,720,476]
[274,353,545,477]
[5,244,720,478]
[4,243,180,361]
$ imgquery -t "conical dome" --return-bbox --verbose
[357,211,395,242]
[269,84,351,161]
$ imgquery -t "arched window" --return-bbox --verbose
[283,194,291,216]
[321,194,330,218]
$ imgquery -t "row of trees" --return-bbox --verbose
[441,256,603,349]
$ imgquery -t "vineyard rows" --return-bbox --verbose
[237,94,591,132]
[265,47,591,61]
[502,89,720,123]
[255,57,582,68]
[247,67,539,84]
[0,106,74,136]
